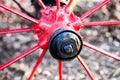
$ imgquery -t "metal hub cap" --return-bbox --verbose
[49,29,83,61]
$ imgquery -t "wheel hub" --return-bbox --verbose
[33,5,83,60]
[49,29,83,60]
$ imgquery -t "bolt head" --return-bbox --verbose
[63,43,74,54]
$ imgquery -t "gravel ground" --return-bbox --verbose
[0,0,120,80]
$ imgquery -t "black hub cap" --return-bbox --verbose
[49,28,83,61]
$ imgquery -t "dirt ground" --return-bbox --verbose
[0,0,120,80]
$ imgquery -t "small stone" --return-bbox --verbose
[13,76,21,80]
[79,74,85,79]
[13,42,21,49]
[105,32,111,37]
[67,75,75,80]
[93,62,100,71]
[113,40,120,47]
[37,68,42,74]
[43,70,51,77]
[92,30,98,36]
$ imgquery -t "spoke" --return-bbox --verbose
[0,44,39,70]
[28,49,47,80]
[56,0,60,10]
[67,0,73,8]
[77,55,94,80]
[37,0,46,9]
[0,28,33,35]
[83,42,120,61]
[80,0,111,21]
[58,61,63,80]
[67,0,79,11]
[83,21,120,27]
[0,3,39,24]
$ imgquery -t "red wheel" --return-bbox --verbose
[0,0,120,80]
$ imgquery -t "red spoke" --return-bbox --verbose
[56,0,60,10]
[0,44,39,70]
[0,28,33,35]
[37,0,46,9]
[80,0,111,21]
[83,42,120,61]
[83,21,120,27]
[58,61,63,80]
[0,3,39,24]
[67,0,73,8]
[77,55,94,80]
[28,49,47,80]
